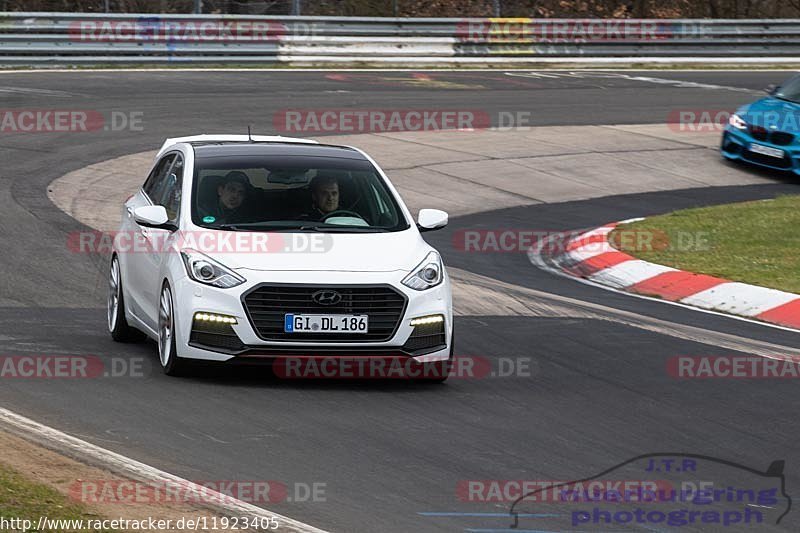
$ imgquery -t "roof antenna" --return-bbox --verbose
[247,125,254,142]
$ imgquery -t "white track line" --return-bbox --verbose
[0,407,328,533]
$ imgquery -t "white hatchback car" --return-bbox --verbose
[108,135,453,380]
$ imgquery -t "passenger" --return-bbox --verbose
[200,171,250,224]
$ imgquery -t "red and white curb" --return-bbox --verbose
[530,218,800,331]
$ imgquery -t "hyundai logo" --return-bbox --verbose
[312,290,342,306]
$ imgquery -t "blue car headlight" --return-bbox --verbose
[728,113,748,130]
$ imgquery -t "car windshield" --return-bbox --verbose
[191,153,409,232]
[774,75,800,103]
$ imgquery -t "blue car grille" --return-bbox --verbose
[772,131,795,145]
[750,125,768,141]
[748,125,794,146]
[743,150,793,169]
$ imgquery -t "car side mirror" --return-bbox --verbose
[133,205,176,231]
[765,84,779,95]
[417,209,448,232]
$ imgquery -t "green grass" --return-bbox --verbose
[609,195,800,294]
[0,464,118,532]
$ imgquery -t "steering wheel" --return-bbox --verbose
[320,210,366,223]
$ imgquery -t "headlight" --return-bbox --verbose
[180,249,245,288]
[402,251,443,291]
[729,113,747,130]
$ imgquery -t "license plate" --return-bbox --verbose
[750,143,785,159]
[284,314,369,333]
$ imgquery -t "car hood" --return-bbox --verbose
[180,228,430,272]
[739,97,800,130]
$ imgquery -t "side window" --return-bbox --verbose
[142,154,176,200]
[153,154,184,222]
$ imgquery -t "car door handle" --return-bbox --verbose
[126,206,134,217]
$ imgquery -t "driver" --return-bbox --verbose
[306,174,340,220]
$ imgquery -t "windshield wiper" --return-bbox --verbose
[773,94,800,104]
[213,222,386,233]
[215,222,386,233]
[216,223,313,232]
[306,225,386,233]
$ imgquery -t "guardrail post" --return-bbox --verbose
[292,0,302,16]
[492,0,501,16]
[194,0,202,14]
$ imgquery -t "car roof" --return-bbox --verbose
[160,134,317,151]
[190,141,367,161]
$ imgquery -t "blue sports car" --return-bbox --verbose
[721,74,800,173]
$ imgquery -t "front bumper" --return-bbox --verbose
[721,126,800,173]
[172,269,453,364]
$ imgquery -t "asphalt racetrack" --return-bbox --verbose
[1,69,800,532]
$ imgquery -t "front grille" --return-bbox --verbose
[189,320,245,353]
[243,285,407,342]
[750,126,768,141]
[748,126,794,146]
[742,150,794,169]
[771,131,795,145]
[402,321,447,355]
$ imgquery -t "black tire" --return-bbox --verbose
[108,255,142,342]
[158,282,189,377]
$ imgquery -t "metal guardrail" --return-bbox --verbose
[1,12,800,65]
